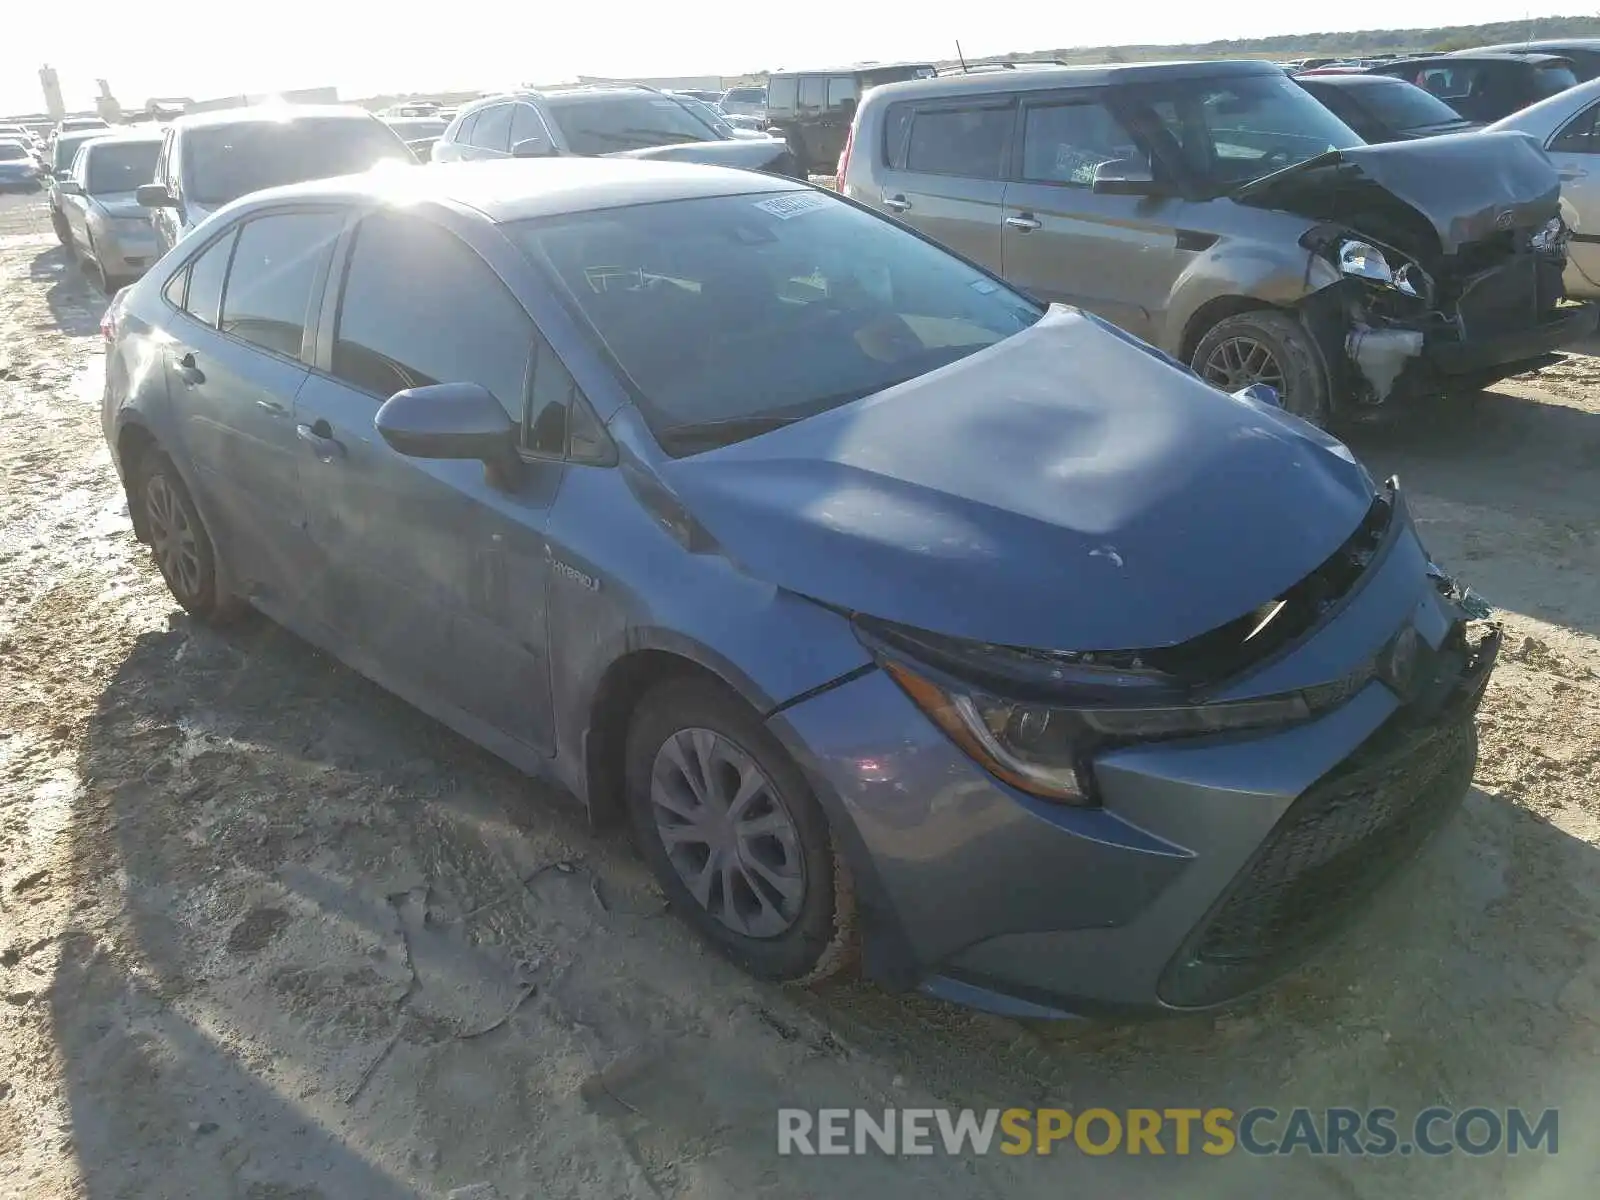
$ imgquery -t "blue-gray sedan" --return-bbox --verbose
[99,158,1499,1016]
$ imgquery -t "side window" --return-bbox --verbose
[71,145,90,184]
[219,212,344,358]
[510,104,548,148]
[331,213,533,422]
[471,104,513,152]
[1552,101,1600,152]
[162,266,188,310]
[452,110,480,144]
[883,103,914,168]
[525,342,578,456]
[798,77,827,111]
[767,77,798,114]
[180,229,236,328]
[1021,100,1148,186]
[827,77,857,110]
[905,105,1013,179]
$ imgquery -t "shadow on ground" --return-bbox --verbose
[45,603,1600,1198]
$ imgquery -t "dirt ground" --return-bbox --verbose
[1,188,1598,1200]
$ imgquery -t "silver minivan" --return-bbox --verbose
[841,60,1596,424]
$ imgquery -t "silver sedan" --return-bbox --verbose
[56,133,163,292]
[1488,77,1600,298]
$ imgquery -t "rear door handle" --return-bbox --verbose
[883,194,912,212]
[175,351,204,385]
[296,418,345,461]
[1005,214,1042,232]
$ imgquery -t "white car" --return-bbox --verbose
[1488,76,1600,297]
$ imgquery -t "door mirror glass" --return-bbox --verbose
[54,167,73,180]
[56,179,82,195]
[511,137,555,159]
[137,182,176,208]
[376,383,518,462]
[1090,158,1159,195]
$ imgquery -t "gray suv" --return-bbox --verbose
[431,86,797,175]
[841,59,1597,423]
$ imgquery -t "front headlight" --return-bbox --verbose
[1338,239,1393,284]
[1530,215,1569,256]
[882,658,1311,805]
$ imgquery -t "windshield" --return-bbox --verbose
[54,133,102,170]
[0,142,27,161]
[85,141,159,194]
[545,94,721,153]
[1535,64,1580,96]
[184,118,410,205]
[1118,73,1362,192]
[1338,79,1468,129]
[510,191,1042,454]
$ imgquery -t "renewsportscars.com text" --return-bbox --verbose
[776,1107,1559,1157]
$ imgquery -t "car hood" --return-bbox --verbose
[93,192,146,218]
[0,161,35,176]
[657,307,1377,653]
[607,137,794,172]
[1234,130,1559,251]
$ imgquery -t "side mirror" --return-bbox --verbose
[136,182,175,208]
[376,382,517,466]
[53,167,72,181]
[56,179,82,195]
[511,137,555,159]
[1091,158,1160,196]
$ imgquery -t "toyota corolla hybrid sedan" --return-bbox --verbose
[100,158,1499,1016]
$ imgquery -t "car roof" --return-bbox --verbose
[1298,73,1414,88]
[861,58,1282,102]
[170,104,381,131]
[1384,52,1573,66]
[232,157,805,223]
[1470,39,1600,54]
[80,130,165,148]
[770,61,935,77]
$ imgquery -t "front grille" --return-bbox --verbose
[1158,625,1498,1009]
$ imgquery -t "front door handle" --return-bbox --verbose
[1561,167,1588,181]
[296,419,345,462]
[175,351,204,385]
[883,194,912,212]
[1005,214,1042,232]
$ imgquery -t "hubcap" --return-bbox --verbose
[144,474,202,601]
[649,728,806,939]
[1200,335,1287,395]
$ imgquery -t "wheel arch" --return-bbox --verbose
[1179,295,1276,366]
[115,418,161,542]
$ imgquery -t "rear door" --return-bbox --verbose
[295,210,560,751]
[1544,99,1600,296]
[465,103,514,159]
[158,210,342,611]
[872,97,1014,272]
[62,145,93,249]
[1000,90,1182,343]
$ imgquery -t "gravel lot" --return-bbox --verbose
[1,188,1597,1199]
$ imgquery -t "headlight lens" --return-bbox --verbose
[883,659,1311,805]
[1530,215,1569,255]
[1338,239,1394,284]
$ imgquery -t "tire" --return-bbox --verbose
[784,131,811,177]
[625,678,855,984]
[50,208,70,245]
[135,451,246,623]
[1192,309,1331,427]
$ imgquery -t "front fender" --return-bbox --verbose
[1160,236,1341,357]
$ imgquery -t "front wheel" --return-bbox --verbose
[51,208,70,245]
[625,678,855,984]
[1192,309,1330,427]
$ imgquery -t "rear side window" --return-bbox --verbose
[768,77,798,114]
[905,105,1012,179]
[220,212,344,358]
[452,110,480,143]
[331,212,533,420]
[1535,64,1580,97]
[179,230,236,328]
[799,77,827,110]
[1021,100,1147,186]
[510,104,547,147]
[827,77,857,109]
[883,103,914,167]
[471,104,513,152]
[1552,101,1600,151]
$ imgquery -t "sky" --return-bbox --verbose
[0,1,1574,115]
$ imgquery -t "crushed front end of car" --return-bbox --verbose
[1239,131,1598,413]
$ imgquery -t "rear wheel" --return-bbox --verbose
[136,451,245,623]
[784,131,811,177]
[625,678,855,983]
[1193,309,1330,427]
[50,207,70,245]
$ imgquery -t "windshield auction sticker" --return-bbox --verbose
[754,192,831,220]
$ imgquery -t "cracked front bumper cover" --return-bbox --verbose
[1426,301,1598,376]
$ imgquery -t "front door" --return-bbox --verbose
[1001,93,1184,345]
[1544,99,1600,298]
[296,210,558,752]
[875,99,1014,273]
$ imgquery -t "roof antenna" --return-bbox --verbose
[956,40,970,73]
